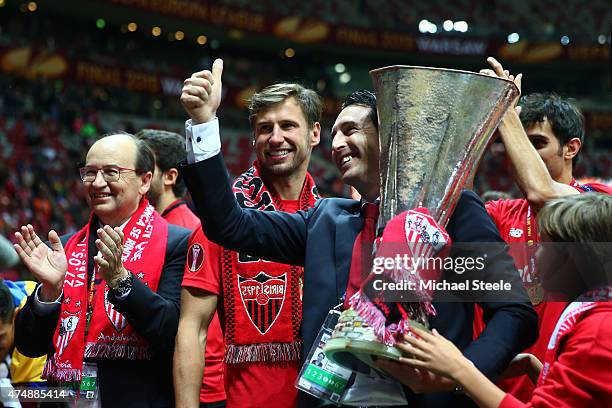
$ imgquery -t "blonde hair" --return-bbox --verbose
[538,193,612,269]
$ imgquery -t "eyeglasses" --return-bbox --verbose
[79,166,139,183]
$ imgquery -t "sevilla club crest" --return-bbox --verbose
[238,272,287,335]
[104,286,128,332]
[56,312,79,357]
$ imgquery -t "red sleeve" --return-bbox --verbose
[485,199,506,229]
[181,226,222,295]
[499,393,527,408]
[499,308,612,408]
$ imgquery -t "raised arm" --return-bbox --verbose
[13,225,66,357]
[483,57,579,210]
[179,61,310,265]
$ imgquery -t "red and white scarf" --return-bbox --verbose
[43,199,168,383]
[539,286,612,385]
[349,208,450,345]
[222,162,318,364]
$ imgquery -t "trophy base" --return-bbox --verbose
[323,337,402,374]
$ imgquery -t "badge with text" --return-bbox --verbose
[296,309,354,405]
[79,362,98,400]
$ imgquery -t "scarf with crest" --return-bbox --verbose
[222,162,318,364]
[43,199,168,383]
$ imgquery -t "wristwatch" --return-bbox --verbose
[110,273,134,297]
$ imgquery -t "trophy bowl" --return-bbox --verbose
[323,65,518,372]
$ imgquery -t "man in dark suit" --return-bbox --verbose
[179,59,537,407]
[13,133,190,407]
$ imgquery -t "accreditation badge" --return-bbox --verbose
[79,362,99,401]
[296,308,354,405]
[296,307,409,406]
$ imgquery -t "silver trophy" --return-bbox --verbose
[325,66,519,371]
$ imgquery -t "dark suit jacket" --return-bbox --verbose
[181,154,537,407]
[14,220,190,408]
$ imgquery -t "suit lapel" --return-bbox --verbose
[334,204,363,303]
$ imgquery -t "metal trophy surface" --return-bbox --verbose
[324,66,519,372]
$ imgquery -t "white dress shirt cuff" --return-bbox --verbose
[185,118,221,164]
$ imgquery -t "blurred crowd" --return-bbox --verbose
[219,0,611,42]
[1,73,610,280]
[0,6,610,282]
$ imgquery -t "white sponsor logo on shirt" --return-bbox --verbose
[509,228,524,238]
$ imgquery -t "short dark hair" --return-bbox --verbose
[248,83,322,130]
[0,281,15,324]
[519,93,585,168]
[341,90,378,130]
[135,129,187,197]
[134,137,155,175]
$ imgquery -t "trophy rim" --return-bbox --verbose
[369,65,519,94]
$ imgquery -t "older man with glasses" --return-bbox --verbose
[12,133,190,407]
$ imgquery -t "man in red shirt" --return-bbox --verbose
[174,81,322,408]
[135,129,201,230]
[137,129,226,406]
[479,58,612,402]
[380,192,612,408]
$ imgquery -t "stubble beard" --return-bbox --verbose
[261,151,308,179]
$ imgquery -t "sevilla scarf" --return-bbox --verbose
[539,286,612,385]
[222,162,318,364]
[349,208,450,345]
[43,199,168,383]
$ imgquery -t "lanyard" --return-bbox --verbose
[526,205,537,275]
[525,205,545,304]
[85,264,99,334]
[526,205,535,246]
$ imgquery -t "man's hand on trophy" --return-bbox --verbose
[480,57,522,115]
[181,58,224,123]
[500,353,542,385]
[376,358,455,393]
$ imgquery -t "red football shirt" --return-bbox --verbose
[482,198,567,402]
[182,201,302,408]
[482,181,611,402]
[499,303,612,408]
[162,201,226,403]
[162,199,201,231]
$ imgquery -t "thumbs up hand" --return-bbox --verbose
[181,58,224,124]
